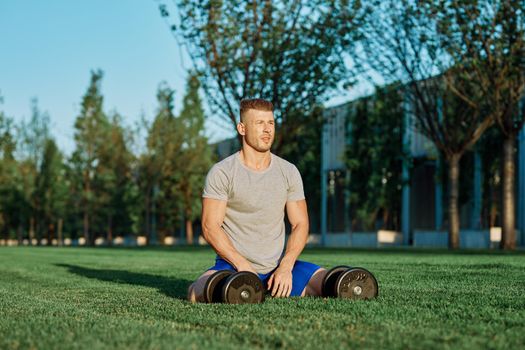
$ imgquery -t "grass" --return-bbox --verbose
[1,246,524,350]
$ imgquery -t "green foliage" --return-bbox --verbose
[16,99,53,242]
[345,84,405,230]
[71,70,138,243]
[478,126,505,227]
[0,101,15,161]
[176,0,355,129]
[138,76,213,243]
[34,139,69,242]
[0,97,71,243]
[176,73,214,227]
[97,113,139,239]
[140,82,184,242]
[358,0,491,158]
[0,100,21,238]
[435,0,525,135]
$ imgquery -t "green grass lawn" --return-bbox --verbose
[1,246,524,350]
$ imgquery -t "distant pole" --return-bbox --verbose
[151,184,158,245]
[402,92,412,245]
[321,114,328,247]
[435,97,443,231]
[435,155,443,231]
[471,149,483,230]
[344,170,351,234]
[518,101,525,246]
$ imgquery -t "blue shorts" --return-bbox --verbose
[207,257,321,296]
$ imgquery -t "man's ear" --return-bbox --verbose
[237,122,246,136]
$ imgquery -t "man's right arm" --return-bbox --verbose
[201,197,256,274]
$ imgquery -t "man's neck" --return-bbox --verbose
[239,148,271,171]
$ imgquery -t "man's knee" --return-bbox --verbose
[302,267,327,297]
[187,270,217,303]
[187,282,197,302]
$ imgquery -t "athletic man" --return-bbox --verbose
[188,98,328,302]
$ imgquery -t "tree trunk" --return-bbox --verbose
[17,225,23,245]
[382,208,390,230]
[3,223,8,243]
[57,218,63,246]
[448,154,460,249]
[29,217,35,246]
[501,134,516,250]
[186,219,194,245]
[107,216,113,246]
[47,223,55,246]
[145,192,151,245]
[83,211,89,246]
[83,170,91,246]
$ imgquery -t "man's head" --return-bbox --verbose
[237,98,275,152]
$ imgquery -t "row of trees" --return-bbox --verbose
[159,0,524,249]
[0,71,213,245]
[1,1,523,249]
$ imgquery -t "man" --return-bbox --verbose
[188,98,327,302]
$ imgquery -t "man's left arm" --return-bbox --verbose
[268,199,309,297]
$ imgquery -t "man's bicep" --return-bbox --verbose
[202,198,227,227]
[287,166,305,202]
[285,199,309,227]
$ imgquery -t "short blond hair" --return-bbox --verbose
[240,98,274,122]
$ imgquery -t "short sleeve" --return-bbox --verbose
[202,165,230,201]
[287,165,305,202]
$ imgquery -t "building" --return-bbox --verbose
[320,97,525,248]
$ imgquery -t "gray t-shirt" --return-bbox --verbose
[202,152,305,273]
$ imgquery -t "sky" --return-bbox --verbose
[0,0,363,155]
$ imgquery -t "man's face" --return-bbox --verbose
[237,109,275,152]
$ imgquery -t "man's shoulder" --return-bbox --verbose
[272,153,298,173]
[208,152,238,175]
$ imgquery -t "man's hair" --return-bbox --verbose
[239,98,274,122]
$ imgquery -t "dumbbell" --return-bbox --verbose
[322,265,379,300]
[203,270,265,304]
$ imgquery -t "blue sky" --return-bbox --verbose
[0,0,238,154]
[0,1,362,155]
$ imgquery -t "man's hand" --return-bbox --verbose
[267,265,293,298]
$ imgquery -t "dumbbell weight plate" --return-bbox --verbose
[203,270,234,303]
[322,265,350,297]
[335,267,378,300]
[222,271,265,304]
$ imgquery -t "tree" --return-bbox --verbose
[357,0,494,248]
[170,0,356,138]
[433,0,525,250]
[17,98,51,244]
[140,83,184,244]
[71,70,110,245]
[177,73,214,244]
[0,96,20,242]
[96,112,138,244]
[345,84,406,231]
[0,95,15,162]
[35,138,68,245]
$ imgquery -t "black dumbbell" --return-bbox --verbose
[322,265,379,300]
[203,270,265,304]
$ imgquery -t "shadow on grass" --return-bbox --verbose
[56,264,191,300]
